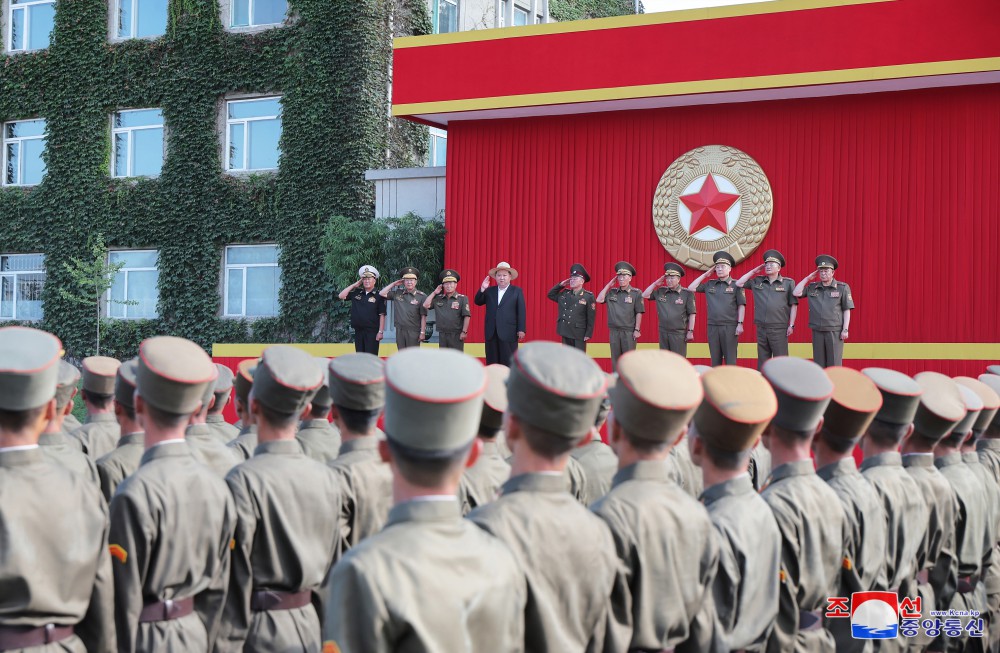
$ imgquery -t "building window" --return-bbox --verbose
[429,127,446,167]
[3,119,46,186]
[112,109,164,178]
[224,244,280,317]
[434,0,457,34]
[0,253,44,320]
[225,97,281,172]
[108,250,159,319]
[8,0,54,52]
[230,0,286,28]
[499,0,506,27]
[115,0,167,39]
[513,5,528,25]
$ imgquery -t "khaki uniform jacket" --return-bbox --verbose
[218,440,344,653]
[967,450,1000,605]
[976,440,1000,650]
[666,435,703,498]
[571,438,618,505]
[108,441,236,653]
[0,447,116,653]
[749,442,772,492]
[431,292,472,333]
[468,472,632,652]
[64,412,83,431]
[457,441,510,514]
[565,455,592,504]
[937,454,990,619]
[817,458,888,653]
[702,474,781,651]
[761,460,847,653]
[591,460,720,650]
[206,414,240,444]
[228,425,259,461]
[96,433,145,503]
[330,436,393,550]
[39,430,101,486]
[547,284,597,340]
[72,413,121,460]
[903,454,959,613]
[324,499,527,653]
[296,419,342,464]
[186,423,242,478]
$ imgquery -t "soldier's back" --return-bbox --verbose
[458,441,510,512]
[72,414,121,460]
[227,425,258,461]
[205,414,239,443]
[571,439,617,503]
[186,424,240,477]
[665,435,703,497]
[296,419,342,464]
[39,431,100,486]
[96,433,145,502]
[330,437,393,548]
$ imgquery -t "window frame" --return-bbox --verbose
[222,244,281,318]
[2,118,47,187]
[428,126,447,167]
[224,95,282,173]
[513,4,528,26]
[0,252,45,321]
[113,0,167,40]
[432,0,458,34]
[111,108,165,179]
[227,0,287,30]
[7,0,54,52]
[106,249,159,320]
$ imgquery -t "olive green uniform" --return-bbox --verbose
[228,424,258,461]
[468,472,631,651]
[977,439,1000,651]
[39,430,100,487]
[109,442,236,653]
[431,291,471,351]
[205,414,239,444]
[547,284,596,351]
[749,441,772,492]
[651,286,696,356]
[747,276,797,369]
[696,279,746,366]
[457,440,510,514]
[570,437,618,505]
[324,499,527,652]
[666,435,703,498]
[604,286,644,368]
[72,413,121,460]
[564,454,592,504]
[964,450,998,616]
[296,418,342,464]
[592,460,719,650]
[386,288,428,349]
[96,432,145,503]
[186,423,241,478]
[330,436,393,550]
[803,281,854,368]
[219,440,344,653]
[64,412,82,431]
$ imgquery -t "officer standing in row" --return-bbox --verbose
[737,249,798,369]
[458,364,512,513]
[228,359,259,461]
[423,268,471,351]
[597,261,644,370]
[643,262,696,356]
[690,251,746,366]
[338,265,387,355]
[185,379,242,478]
[295,357,342,464]
[547,263,596,351]
[794,255,854,367]
[96,359,145,502]
[205,364,239,443]
[39,360,100,486]
[379,267,428,349]
[74,356,123,459]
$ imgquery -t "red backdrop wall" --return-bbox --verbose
[444,83,1000,376]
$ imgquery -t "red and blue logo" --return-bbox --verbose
[851,592,899,639]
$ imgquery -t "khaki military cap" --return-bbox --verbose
[978,375,1000,428]
[55,360,81,407]
[507,341,607,439]
[912,372,965,440]
[615,261,636,276]
[137,336,216,415]
[816,254,839,270]
[955,377,1000,432]
[311,357,333,407]
[0,326,61,411]
[81,356,121,395]
[611,350,703,443]
[253,346,322,416]
[694,366,777,452]
[439,269,461,284]
[987,365,1000,376]
[400,267,419,280]
[823,367,883,442]
[862,368,923,425]
[114,358,139,410]
[329,353,385,411]
[480,364,510,431]
[762,357,833,432]
[385,348,485,452]
[214,364,234,393]
[234,359,258,406]
[951,384,983,437]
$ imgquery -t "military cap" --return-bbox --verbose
[594,373,615,427]
[136,336,216,415]
[979,375,1000,428]
[663,262,685,277]
[489,261,519,280]
[81,356,121,395]
[358,265,380,279]
[614,261,636,276]
[822,367,883,442]
[329,353,385,411]
[507,341,607,440]
[693,364,712,376]
[199,371,216,411]
[951,384,984,437]
[713,251,736,267]
[55,360,81,408]
[480,364,510,431]
[114,358,139,410]
[862,368,923,425]
[815,254,839,270]
[955,377,1000,432]
[912,372,965,440]
[610,350,703,443]
[400,267,419,280]
[694,366,777,452]
[439,269,461,284]
[311,357,333,407]
[384,348,486,453]
[252,345,322,416]
[988,365,1000,376]
[762,357,834,433]
[214,364,234,394]
[0,326,61,411]
[569,263,590,283]
[762,249,786,267]
[234,359,258,406]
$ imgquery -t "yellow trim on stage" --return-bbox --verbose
[393,0,891,48]
[213,342,1000,360]
[392,57,1000,117]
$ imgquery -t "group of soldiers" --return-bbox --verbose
[341,249,853,372]
[3,319,1000,653]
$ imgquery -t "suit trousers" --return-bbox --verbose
[396,329,421,349]
[658,330,687,357]
[756,326,789,369]
[609,328,636,370]
[485,338,518,366]
[562,336,586,351]
[811,330,843,367]
[438,331,464,352]
[353,328,380,356]
[707,324,739,366]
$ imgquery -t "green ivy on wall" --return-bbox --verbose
[549,0,641,22]
[0,0,430,360]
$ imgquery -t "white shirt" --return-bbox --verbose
[497,286,509,304]
[0,444,39,453]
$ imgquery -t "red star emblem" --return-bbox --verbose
[680,174,740,236]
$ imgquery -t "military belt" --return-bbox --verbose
[799,609,823,632]
[138,596,195,622]
[958,574,981,594]
[0,624,74,650]
[251,589,312,612]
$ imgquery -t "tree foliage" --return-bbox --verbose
[549,0,642,22]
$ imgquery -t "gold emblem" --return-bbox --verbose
[652,145,773,270]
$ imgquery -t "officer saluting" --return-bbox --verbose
[423,268,471,351]
[338,265,387,355]
[642,262,696,356]
[736,249,798,369]
[379,267,428,349]
[546,263,596,351]
[689,251,746,366]
[597,261,644,370]
[794,255,855,367]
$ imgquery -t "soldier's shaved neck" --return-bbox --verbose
[0,401,53,448]
[763,424,818,468]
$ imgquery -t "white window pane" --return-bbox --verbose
[228,98,281,120]
[514,7,528,25]
[0,277,13,318]
[226,245,278,265]
[131,128,163,177]
[114,133,129,177]
[16,272,44,319]
[431,135,446,166]
[11,7,24,50]
[117,0,133,37]
[21,138,46,185]
[8,120,45,138]
[110,272,127,317]
[126,269,158,317]
[248,118,280,170]
[231,0,251,27]
[245,266,279,316]
[253,0,286,25]
[28,2,55,49]
[136,0,167,37]
[116,109,162,128]
[228,122,245,169]
[1,253,44,271]
[226,269,243,315]
[6,143,20,185]
[111,250,158,267]
[437,0,457,33]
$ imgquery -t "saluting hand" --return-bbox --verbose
[481,276,491,291]
[560,278,570,287]
[434,284,443,295]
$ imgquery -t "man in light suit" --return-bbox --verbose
[474,261,526,366]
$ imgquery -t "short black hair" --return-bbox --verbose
[387,438,472,487]
[938,430,968,449]
[208,390,231,415]
[623,429,670,455]
[142,403,190,430]
[309,403,331,420]
[817,428,859,455]
[336,405,381,434]
[519,419,581,458]
[115,399,136,422]
[256,402,298,429]
[770,424,815,445]
[702,440,751,472]
[865,418,910,447]
[0,405,46,432]
[81,390,114,410]
[478,425,501,439]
